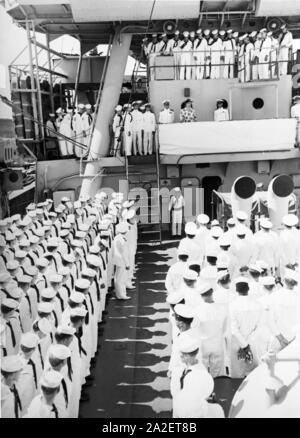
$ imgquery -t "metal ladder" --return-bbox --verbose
[125,146,162,244]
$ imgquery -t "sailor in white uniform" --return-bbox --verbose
[131,101,143,155]
[168,187,185,237]
[179,31,193,80]
[112,105,123,156]
[81,104,93,149]
[178,222,202,264]
[158,99,174,124]
[193,29,208,80]
[1,355,24,418]
[122,104,133,156]
[142,103,156,155]
[58,108,74,156]
[279,214,300,274]
[252,218,279,275]
[278,24,293,76]
[72,104,85,158]
[146,34,163,80]
[210,30,223,79]
[258,28,272,80]
[229,277,263,378]
[24,370,63,418]
[112,222,131,300]
[170,332,214,418]
[214,99,230,121]
[165,248,189,295]
[169,30,181,79]
[223,29,236,79]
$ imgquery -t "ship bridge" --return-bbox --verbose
[3,0,300,230]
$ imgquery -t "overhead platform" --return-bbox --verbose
[158,118,297,156]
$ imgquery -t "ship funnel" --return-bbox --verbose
[231,176,256,222]
[267,174,294,228]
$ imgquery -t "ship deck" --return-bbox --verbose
[79,240,242,418]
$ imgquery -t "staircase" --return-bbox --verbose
[126,151,162,244]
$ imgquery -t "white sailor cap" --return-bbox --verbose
[0,272,11,283]
[178,331,200,353]
[196,29,202,35]
[48,344,71,360]
[211,219,219,227]
[56,324,76,336]
[40,370,63,389]
[89,245,101,255]
[234,276,250,286]
[47,238,59,248]
[249,264,263,274]
[236,225,247,236]
[75,278,90,291]
[49,113,55,117]
[280,24,287,30]
[183,31,189,37]
[162,99,170,104]
[123,209,135,220]
[219,30,226,36]
[86,255,102,268]
[236,210,248,221]
[20,332,39,349]
[190,31,195,37]
[36,258,49,268]
[260,28,267,33]
[161,33,167,38]
[115,105,123,111]
[174,304,194,319]
[260,218,273,229]
[6,260,20,271]
[227,218,235,226]
[37,302,54,314]
[152,33,157,38]
[6,285,22,300]
[85,104,92,109]
[284,268,299,282]
[198,282,213,295]
[56,107,63,114]
[211,226,223,238]
[185,222,197,235]
[15,250,27,259]
[59,229,70,238]
[6,232,16,242]
[1,355,24,373]
[239,34,247,41]
[183,269,198,281]
[260,276,276,286]
[250,31,258,38]
[78,103,85,109]
[267,31,273,37]
[35,318,52,335]
[70,239,83,248]
[1,298,19,311]
[219,234,231,247]
[233,32,239,38]
[48,273,63,284]
[256,260,269,271]
[69,292,85,304]
[70,307,87,318]
[116,222,129,234]
[217,269,230,282]
[166,290,185,305]
[17,274,32,284]
[282,214,299,227]
[81,268,97,278]
[227,29,233,34]
[212,29,219,36]
[174,30,180,36]
[41,288,57,300]
[177,247,189,257]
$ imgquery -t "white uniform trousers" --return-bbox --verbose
[180,53,192,80]
[143,131,153,155]
[172,208,183,236]
[114,266,129,299]
[124,132,132,155]
[132,130,142,155]
[258,54,270,79]
[223,53,235,79]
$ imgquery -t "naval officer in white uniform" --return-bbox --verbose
[168,187,185,237]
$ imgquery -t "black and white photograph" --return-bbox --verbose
[1,0,300,421]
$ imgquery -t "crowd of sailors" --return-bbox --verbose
[0,191,138,417]
[143,24,293,81]
[165,201,300,417]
